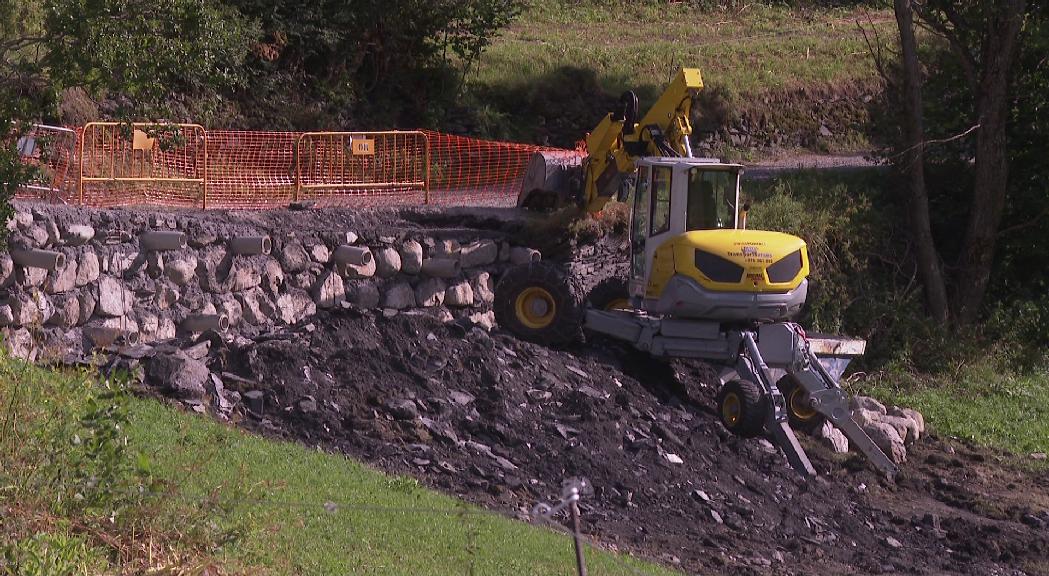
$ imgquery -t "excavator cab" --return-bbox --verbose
[627,157,809,322]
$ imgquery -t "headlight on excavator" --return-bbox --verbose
[694,250,744,283]
[766,249,804,284]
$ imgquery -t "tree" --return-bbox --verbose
[887,0,1029,325]
[892,0,950,323]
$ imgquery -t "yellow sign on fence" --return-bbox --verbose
[351,138,375,156]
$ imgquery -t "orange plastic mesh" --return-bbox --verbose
[16,125,585,209]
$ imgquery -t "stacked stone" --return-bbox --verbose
[0,209,538,360]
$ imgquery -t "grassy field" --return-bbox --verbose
[0,356,677,575]
[474,1,893,100]
[862,364,1049,459]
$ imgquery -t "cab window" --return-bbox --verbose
[687,168,736,230]
[650,165,672,235]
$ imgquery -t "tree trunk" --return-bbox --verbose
[894,0,950,323]
[953,0,1026,325]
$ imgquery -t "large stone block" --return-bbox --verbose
[415,277,446,307]
[75,251,99,287]
[165,256,197,286]
[47,294,80,328]
[274,290,316,324]
[400,240,423,274]
[279,241,311,273]
[374,247,402,278]
[312,270,345,308]
[97,275,134,317]
[147,351,209,400]
[349,281,380,309]
[460,240,498,268]
[383,283,415,310]
[45,260,78,294]
[471,271,495,304]
[445,280,474,307]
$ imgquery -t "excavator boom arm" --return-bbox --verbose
[583,68,704,213]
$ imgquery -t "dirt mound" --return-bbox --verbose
[199,308,1048,575]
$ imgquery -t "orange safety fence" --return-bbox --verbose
[14,124,79,203]
[79,122,207,208]
[13,124,585,209]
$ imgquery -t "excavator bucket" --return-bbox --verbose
[517,151,584,210]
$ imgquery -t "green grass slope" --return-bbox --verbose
[0,356,677,575]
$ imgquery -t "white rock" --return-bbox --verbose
[342,257,376,279]
[374,247,402,278]
[77,290,96,321]
[445,281,474,307]
[13,212,33,230]
[17,266,48,288]
[62,225,95,246]
[383,283,415,310]
[75,251,99,287]
[0,305,12,326]
[415,277,446,307]
[24,225,50,247]
[471,271,495,304]
[274,290,315,324]
[107,251,138,275]
[310,244,330,264]
[45,260,78,294]
[165,257,197,286]
[9,294,40,326]
[460,240,498,268]
[47,294,80,328]
[228,263,262,292]
[351,281,381,309]
[152,282,177,307]
[312,270,345,308]
[817,420,849,453]
[279,241,311,273]
[237,289,267,325]
[435,239,461,258]
[879,414,921,444]
[0,255,12,287]
[263,260,284,294]
[863,421,907,464]
[888,406,925,435]
[850,395,887,415]
[157,317,177,340]
[468,311,496,331]
[96,275,134,317]
[400,240,423,274]
[5,328,34,360]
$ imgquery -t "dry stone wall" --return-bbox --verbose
[1,205,539,362]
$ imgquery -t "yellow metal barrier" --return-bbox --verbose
[79,122,208,208]
[295,131,430,205]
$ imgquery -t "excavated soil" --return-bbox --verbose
[201,308,1048,576]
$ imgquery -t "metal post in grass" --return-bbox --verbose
[533,479,589,576]
[569,489,588,576]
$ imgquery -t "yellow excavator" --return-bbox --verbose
[495,68,897,477]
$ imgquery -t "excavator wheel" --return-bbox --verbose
[586,277,631,311]
[494,263,582,345]
[716,380,766,438]
[776,375,825,432]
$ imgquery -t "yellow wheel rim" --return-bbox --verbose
[515,287,557,329]
[788,386,819,421]
[721,392,741,427]
[605,298,631,311]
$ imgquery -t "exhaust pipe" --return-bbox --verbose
[421,257,461,278]
[181,313,230,333]
[139,231,187,251]
[332,245,372,267]
[11,249,65,271]
[230,236,272,256]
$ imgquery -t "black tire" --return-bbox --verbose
[586,277,631,311]
[716,380,766,438]
[494,263,582,345]
[776,375,825,433]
